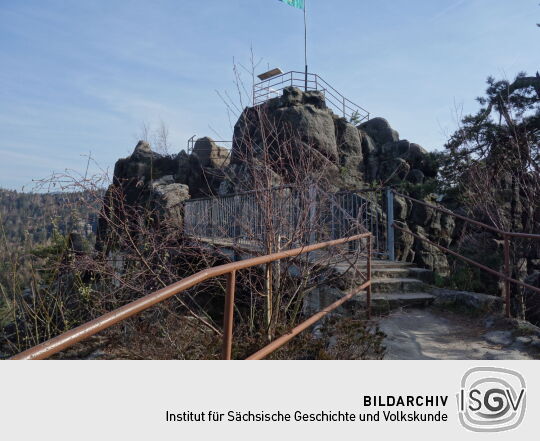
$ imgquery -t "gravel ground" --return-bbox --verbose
[378,308,540,360]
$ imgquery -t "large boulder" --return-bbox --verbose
[394,220,414,261]
[411,225,450,275]
[150,176,190,228]
[273,101,338,161]
[175,149,228,199]
[334,117,364,185]
[192,137,230,168]
[114,141,177,186]
[378,157,411,183]
[97,142,202,250]
[358,117,399,146]
[230,87,350,189]
[359,132,379,182]
[232,87,338,164]
[279,87,327,109]
[393,194,409,221]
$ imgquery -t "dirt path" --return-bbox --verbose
[378,308,539,360]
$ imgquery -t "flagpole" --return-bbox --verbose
[304,0,308,92]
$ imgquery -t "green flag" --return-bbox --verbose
[278,0,304,10]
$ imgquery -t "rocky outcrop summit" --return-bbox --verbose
[97,87,450,273]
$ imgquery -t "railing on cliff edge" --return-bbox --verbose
[253,71,370,123]
[183,185,386,256]
[10,233,373,361]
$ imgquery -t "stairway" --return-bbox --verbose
[330,259,436,313]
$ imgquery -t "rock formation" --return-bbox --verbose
[97,87,451,273]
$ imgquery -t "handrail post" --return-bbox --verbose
[222,270,237,360]
[367,235,372,319]
[503,235,511,318]
[386,188,395,261]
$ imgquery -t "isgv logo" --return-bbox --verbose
[457,367,526,432]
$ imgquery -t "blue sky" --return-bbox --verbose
[0,0,538,190]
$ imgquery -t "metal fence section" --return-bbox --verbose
[184,186,305,249]
[184,186,386,256]
[253,71,370,123]
[326,190,385,255]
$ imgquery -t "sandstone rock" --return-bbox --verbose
[276,86,327,110]
[439,213,455,247]
[335,117,364,175]
[515,336,533,345]
[231,106,263,164]
[358,117,399,146]
[409,199,436,228]
[412,225,450,275]
[176,150,224,198]
[274,103,338,161]
[302,90,327,109]
[359,132,378,181]
[394,220,414,261]
[97,87,457,285]
[150,177,190,228]
[393,195,409,221]
[379,157,410,182]
[404,143,429,171]
[359,131,377,156]
[432,288,503,313]
[192,137,230,168]
[407,169,425,184]
[484,330,514,346]
[280,86,303,107]
[380,140,410,158]
[114,141,177,186]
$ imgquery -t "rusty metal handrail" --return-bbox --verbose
[248,236,373,360]
[11,233,372,360]
[391,189,540,318]
[247,281,370,360]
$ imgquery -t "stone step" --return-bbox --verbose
[334,266,433,283]
[371,267,434,283]
[370,277,427,293]
[333,263,420,275]
[351,292,435,312]
[334,261,415,270]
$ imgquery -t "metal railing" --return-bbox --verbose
[184,186,385,255]
[186,136,232,155]
[387,189,540,318]
[11,233,372,360]
[253,71,370,123]
[329,190,385,255]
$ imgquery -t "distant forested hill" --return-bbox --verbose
[0,188,101,250]
[0,188,103,338]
